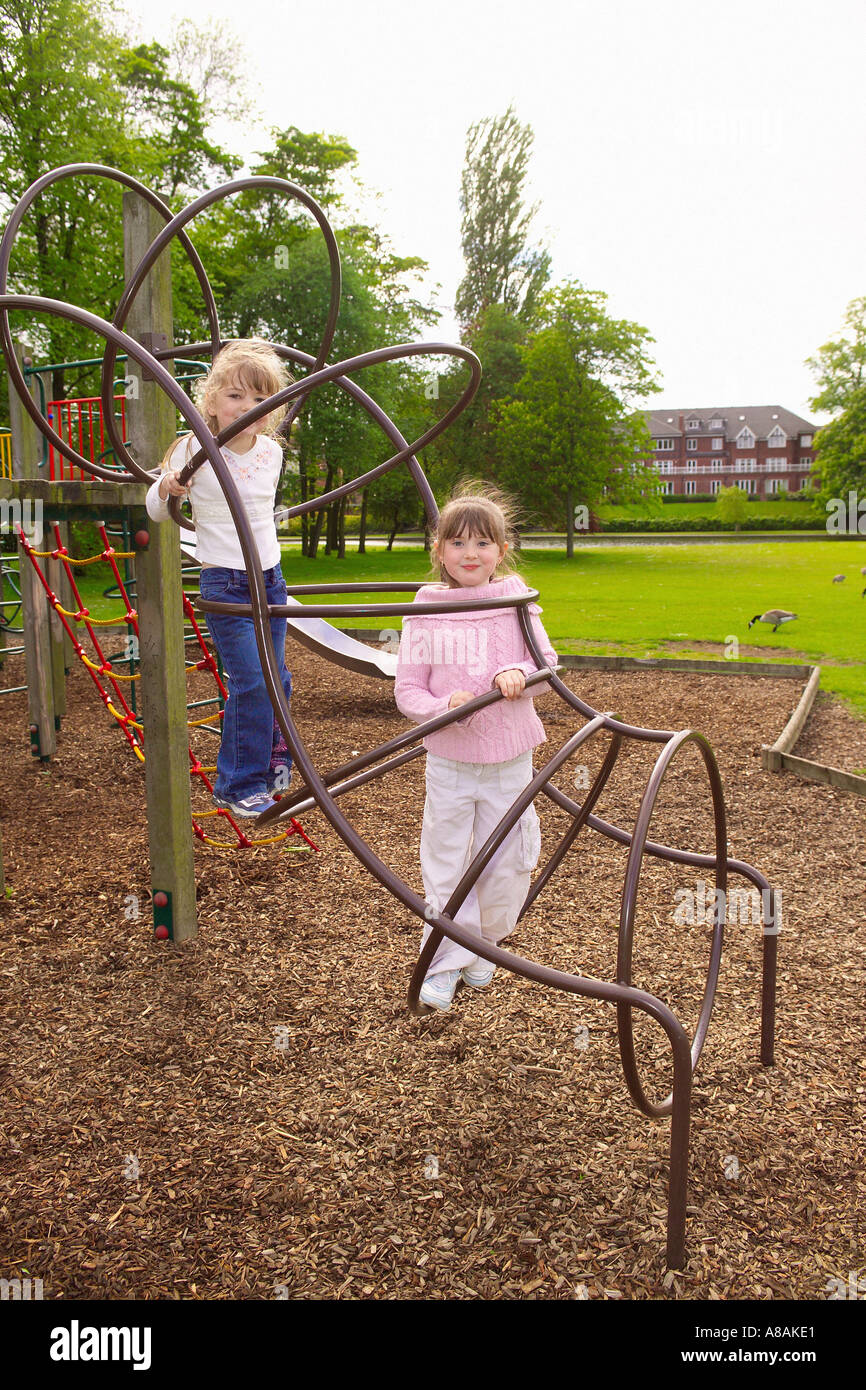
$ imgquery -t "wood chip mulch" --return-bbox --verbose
[0,647,863,1301]
[794,689,866,775]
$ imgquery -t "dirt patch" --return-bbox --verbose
[0,651,863,1301]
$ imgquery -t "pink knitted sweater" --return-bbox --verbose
[394,574,558,764]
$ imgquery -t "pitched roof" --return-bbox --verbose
[645,405,815,441]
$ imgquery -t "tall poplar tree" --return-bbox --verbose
[454,104,550,332]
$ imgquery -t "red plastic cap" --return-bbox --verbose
[134,530,150,548]
[154,925,170,940]
[153,891,168,908]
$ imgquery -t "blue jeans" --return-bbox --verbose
[199,565,293,801]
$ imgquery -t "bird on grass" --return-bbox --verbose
[748,610,798,633]
[832,574,845,583]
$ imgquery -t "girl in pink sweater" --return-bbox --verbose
[394,487,557,1011]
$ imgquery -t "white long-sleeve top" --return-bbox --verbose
[145,433,284,569]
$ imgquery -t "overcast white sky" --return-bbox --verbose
[128,0,866,424]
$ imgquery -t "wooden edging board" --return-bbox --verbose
[337,634,866,799]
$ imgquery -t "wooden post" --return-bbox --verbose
[0,548,7,671]
[9,339,57,759]
[123,191,197,943]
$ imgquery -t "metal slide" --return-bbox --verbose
[180,540,397,681]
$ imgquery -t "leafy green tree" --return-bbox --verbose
[807,297,866,501]
[120,40,240,201]
[454,105,550,330]
[425,304,526,497]
[806,297,866,413]
[714,485,749,528]
[0,0,136,386]
[811,388,866,502]
[495,281,658,554]
[0,1,250,392]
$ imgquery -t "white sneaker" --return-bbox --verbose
[212,791,281,819]
[462,959,497,989]
[419,968,462,1011]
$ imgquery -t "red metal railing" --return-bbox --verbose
[47,396,127,480]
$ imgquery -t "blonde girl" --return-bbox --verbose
[394,483,557,1010]
[145,339,294,818]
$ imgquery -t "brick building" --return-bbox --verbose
[644,405,817,497]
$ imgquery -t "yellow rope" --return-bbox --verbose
[186,713,222,729]
[56,604,137,626]
[29,549,135,563]
[81,654,140,681]
[106,700,144,733]
[196,829,313,851]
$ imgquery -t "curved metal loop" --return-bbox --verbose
[0,164,218,484]
[616,729,728,1118]
[100,173,343,477]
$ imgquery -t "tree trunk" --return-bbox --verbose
[566,487,575,559]
[309,463,333,560]
[388,508,399,551]
[299,443,309,558]
[337,496,347,559]
[358,490,368,554]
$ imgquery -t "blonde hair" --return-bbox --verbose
[430,479,521,587]
[162,338,293,466]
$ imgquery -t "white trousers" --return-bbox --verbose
[419,751,541,974]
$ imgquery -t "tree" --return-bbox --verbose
[811,388,866,503]
[425,303,527,496]
[120,40,241,202]
[714,485,749,528]
[0,2,250,392]
[454,105,550,330]
[806,297,866,414]
[807,297,866,501]
[223,146,438,558]
[495,281,658,555]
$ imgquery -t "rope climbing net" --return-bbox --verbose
[17,520,316,854]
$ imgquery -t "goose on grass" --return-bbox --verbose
[748,610,798,633]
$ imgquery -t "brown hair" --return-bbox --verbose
[162,338,293,466]
[430,479,521,587]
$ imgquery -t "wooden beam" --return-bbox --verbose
[8,339,56,759]
[123,191,197,943]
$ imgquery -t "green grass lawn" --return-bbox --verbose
[63,538,866,716]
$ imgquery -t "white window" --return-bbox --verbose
[801,434,813,447]
[711,436,724,450]
[654,437,675,451]
[711,457,725,469]
[800,455,812,467]
[736,479,756,492]
[767,426,786,449]
[737,427,755,449]
[687,438,698,450]
[735,456,756,471]
[687,418,700,430]
[767,478,781,493]
[661,480,674,495]
[685,479,696,494]
[710,479,722,494]
[687,459,697,470]
[709,417,724,430]
[657,459,672,474]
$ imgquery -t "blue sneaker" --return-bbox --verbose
[462,959,496,989]
[419,969,462,1011]
[212,791,282,819]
